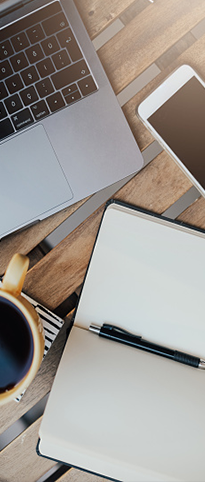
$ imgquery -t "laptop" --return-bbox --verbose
[0,0,143,239]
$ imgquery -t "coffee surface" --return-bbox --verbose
[0,297,34,392]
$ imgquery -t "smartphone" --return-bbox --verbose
[138,64,205,197]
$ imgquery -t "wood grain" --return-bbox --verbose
[178,196,205,228]
[75,0,136,38]
[0,420,108,482]
[0,418,56,482]
[155,31,195,71]
[0,199,88,276]
[98,0,205,94]
[120,0,149,25]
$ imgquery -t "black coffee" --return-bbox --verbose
[0,297,34,393]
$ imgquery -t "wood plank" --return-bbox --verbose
[155,31,195,71]
[23,151,192,310]
[0,418,56,482]
[0,313,73,435]
[120,0,149,25]
[0,421,107,482]
[178,196,205,229]
[27,245,45,269]
[75,0,136,39]
[0,199,88,276]
[98,0,205,94]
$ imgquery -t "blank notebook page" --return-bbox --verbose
[75,203,205,357]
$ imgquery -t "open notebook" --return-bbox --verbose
[38,200,205,481]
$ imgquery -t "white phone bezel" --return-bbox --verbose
[138,64,205,197]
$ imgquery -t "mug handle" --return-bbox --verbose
[1,253,29,297]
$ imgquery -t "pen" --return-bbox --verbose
[89,323,205,370]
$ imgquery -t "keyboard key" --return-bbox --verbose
[42,12,68,36]
[77,75,98,96]
[5,93,23,114]
[46,91,65,112]
[0,118,14,140]
[36,78,54,98]
[10,52,29,72]
[36,58,55,78]
[64,90,81,105]
[26,43,44,64]
[0,2,97,139]
[0,40,14,60]
[5,73,24,94]
[0,60,13,80]
[52,49,70,70]
[41,36,60,56]
[51,59,90,90]
[11,108,34,130]
[31,99,49,120]
[26,24,45,44]
[62,83,78,96]
[0,101,7,120]
[20,86,38,106]
[21,65,39,86]
[57,28,82,62]
[11,32,29,52]
[0,82,8,100]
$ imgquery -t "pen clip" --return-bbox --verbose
[103,324,142,339]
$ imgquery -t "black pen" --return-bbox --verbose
[89,323,205,370]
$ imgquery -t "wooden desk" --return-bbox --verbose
[1,1,205,480]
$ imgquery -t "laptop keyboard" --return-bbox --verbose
[0,1,98,141]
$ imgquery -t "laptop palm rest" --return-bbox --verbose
[0,125,73,238]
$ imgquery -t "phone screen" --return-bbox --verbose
[148,76,205,189]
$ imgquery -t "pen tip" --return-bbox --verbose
[198,359,205,370]
[89,324,100,334]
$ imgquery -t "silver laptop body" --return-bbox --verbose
[0,0,143,239]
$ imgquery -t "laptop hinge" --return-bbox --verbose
[0,0,52,21]
[0,1,28,19]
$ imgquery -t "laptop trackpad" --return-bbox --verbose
[0,125,73,237]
